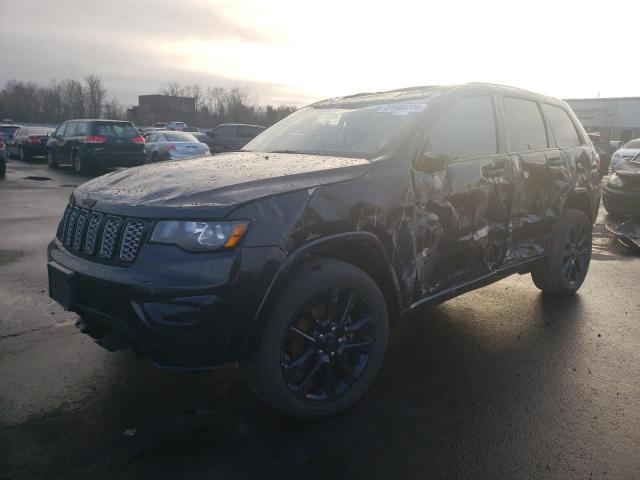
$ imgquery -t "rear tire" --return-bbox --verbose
[531,208,592,296]
[47,151,58,169]
[19,146,30,161]
[72,152,84,174]
[241,258,389,420]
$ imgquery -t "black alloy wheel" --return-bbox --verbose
[281,286,375,403]
[562,222,589,287]
[531,208,592,295]
[242,258,389,419]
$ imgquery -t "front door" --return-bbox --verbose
[412,94,512,298]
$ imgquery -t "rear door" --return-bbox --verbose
[412,94,512,295]
[500,96,554,263]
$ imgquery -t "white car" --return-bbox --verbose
[143,130,210,162]
[611,138,640,168]
[166,121,187,131]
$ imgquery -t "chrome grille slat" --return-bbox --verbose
[72,210,89,250]
[58,205,71,240]
[64,207,79,246]
[83,213,103,255]
[119,220,145,262]
[99,216,122,258]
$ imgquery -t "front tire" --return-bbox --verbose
[241,258,389,420]
[47,151,58,168]
[531,208,592,296]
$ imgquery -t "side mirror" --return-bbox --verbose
[417,151,447,174]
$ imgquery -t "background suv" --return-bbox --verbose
[206,123,264,152]
[47,119,145,173]
[48,84,600,419]
[6,126,54,160]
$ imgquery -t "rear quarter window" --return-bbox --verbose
[542,104,581,148]
[503,97,548,152]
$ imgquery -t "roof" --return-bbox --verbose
[311,83,563,108]
[214,123,264,128]
[64,119,133,123]
[565,97,640,102]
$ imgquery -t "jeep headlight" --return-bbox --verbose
[150,220,249,251]
[608,173,624,189]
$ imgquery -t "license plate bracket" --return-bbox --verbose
[48,262,77,310]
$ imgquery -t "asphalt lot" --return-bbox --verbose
[0,157,639,480]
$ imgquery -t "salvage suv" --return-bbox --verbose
[48,84,602,419]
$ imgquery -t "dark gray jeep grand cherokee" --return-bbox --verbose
[48,83,602,419]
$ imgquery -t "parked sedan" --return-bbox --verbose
[143,131,209,162]
[7,126,54,160]
[610,138,640,169]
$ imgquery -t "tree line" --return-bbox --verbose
[0,75,297,127]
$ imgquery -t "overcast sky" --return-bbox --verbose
[2,0,638,108]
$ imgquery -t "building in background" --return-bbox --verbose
[127,95,196,126]
[565,97,640,143]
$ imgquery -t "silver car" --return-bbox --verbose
[611,138,640,168]
[143,130,210,163]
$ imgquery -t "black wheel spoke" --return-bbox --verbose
[288,326,316,344]
[298,356,328,393]
[338,337,373,355]
[327,288,341,324]
[323,363,337,399]
[335,356,357,383]
[337,292,355,330]
[285,347,316,370]
[345,313,371,333]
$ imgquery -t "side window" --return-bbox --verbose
[503,97,548,152]
[542,104,581,148]
[214,126,234,138]
[75,122,89,136]
[55,123,67,137]
[238,126,259,137]
[65,122,78,137]
[421,96,497,164]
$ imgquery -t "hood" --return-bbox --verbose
[613,154,640,176]
[72,151,370,218]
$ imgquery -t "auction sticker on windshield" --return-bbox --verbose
[376,103,427,115]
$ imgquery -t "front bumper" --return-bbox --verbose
[603,186,640,216]
[48,239,285,369]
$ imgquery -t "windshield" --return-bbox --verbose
[163,132,198,142]
[92,122,139,138]
[243,102,431,159]
[0,126,19,138]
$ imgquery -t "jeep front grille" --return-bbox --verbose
[56,205,148,263]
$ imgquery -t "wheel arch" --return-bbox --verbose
[563,187,595,223]
[244,232,403,356]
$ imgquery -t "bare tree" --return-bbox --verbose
[39,80,64,123]
[160,81,184,97]
[85,74,106,118]
[61,79,86,118]
[103,97,125,120]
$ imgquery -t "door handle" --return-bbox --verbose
[481,164,506,178]
[547,156,563,167]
